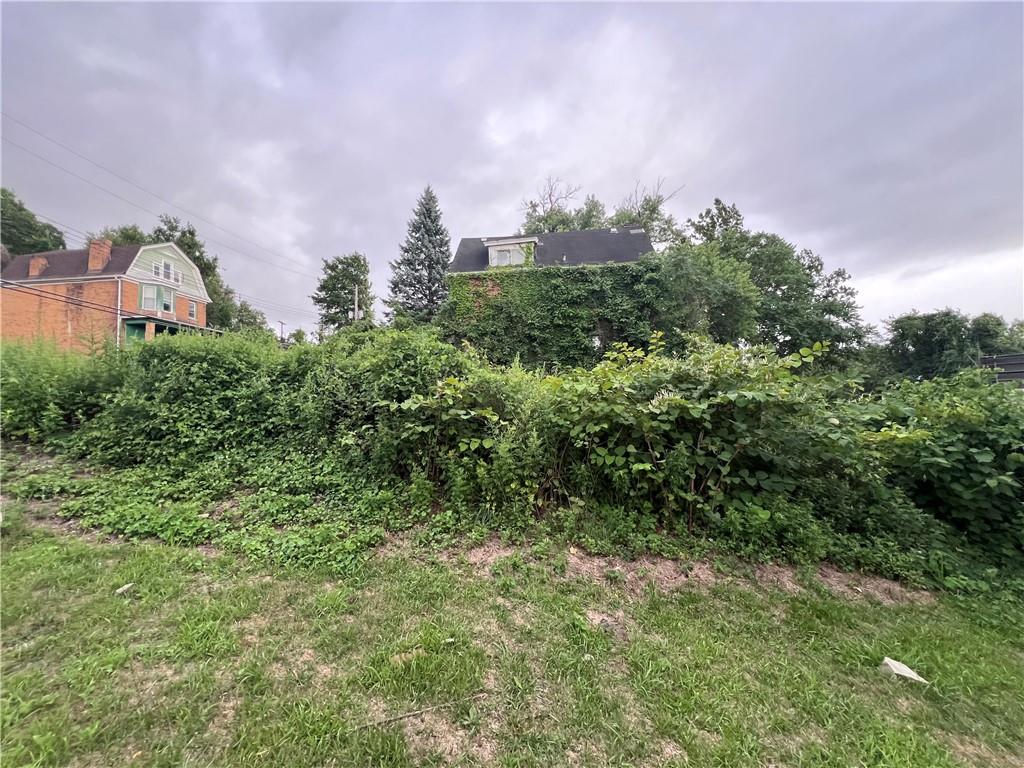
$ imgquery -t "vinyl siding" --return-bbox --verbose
[125,244,210,302]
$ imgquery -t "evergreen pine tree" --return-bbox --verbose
[387,186,451,321]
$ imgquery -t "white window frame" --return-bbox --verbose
[174,269,183,285]
[163,260,173,281]
[152,263,161,277]
[162,288,174,313]
[141,284,158,310]
[490,248,511,267]
[188,301,197,320]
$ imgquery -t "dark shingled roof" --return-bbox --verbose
[449,227,654,273]
[1,245,143,280]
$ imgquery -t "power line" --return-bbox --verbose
[2,215,319,319]
[2,111,317,273]
[2,279,133,318]
[2,136,320,280]
[236,292,321,319]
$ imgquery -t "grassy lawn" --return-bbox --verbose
[2,497,1023,768]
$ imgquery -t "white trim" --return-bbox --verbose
[481,236,538,247]
[116,277,123,351]
[5,274,123,286]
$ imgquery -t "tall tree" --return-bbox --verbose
[232,300,271,334]
[312,252,374,329]
[608,180,685,248]
[886,309,978,379]
[519,178,682,248]
[1,188,66,257]
[658,241,760,343]
[86,223,149,246]
[521,178,605,234]
[686,200,868,361]
[387,186,451,321]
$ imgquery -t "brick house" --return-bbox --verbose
[1,239,211,351]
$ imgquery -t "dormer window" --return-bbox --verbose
[484,236,536,268]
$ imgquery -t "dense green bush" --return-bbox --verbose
[1,340,128,440]
[868,372,1024,558]
[2,329,1021,584]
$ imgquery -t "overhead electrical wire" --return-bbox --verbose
[2,136,320,281]
[2,111,315,271]
[0,126,327,321]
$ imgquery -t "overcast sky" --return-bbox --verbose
[3,2,1022,334]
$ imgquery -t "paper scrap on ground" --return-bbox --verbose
[880,656,928,683]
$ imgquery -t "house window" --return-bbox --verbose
[163,261,173,280]
[152,263,161,277]
[162,289,174,313]
[174,269,183,285]
[141,284,158,310]
[509,249,525,266]
[491,248,511,267]
[188,301,197,320]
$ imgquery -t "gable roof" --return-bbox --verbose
[1,245,142,280]
[450,227,654,273]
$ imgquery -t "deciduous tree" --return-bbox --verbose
[1,188,66,257]
[313,252,374,329]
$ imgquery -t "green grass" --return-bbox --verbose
[3,496,1023,768]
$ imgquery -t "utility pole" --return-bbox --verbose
[350,285,362,324]
[278,320,285,342]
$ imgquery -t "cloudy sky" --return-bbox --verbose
[2,2,1022,333]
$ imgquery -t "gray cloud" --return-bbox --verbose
[3,2,1021,331]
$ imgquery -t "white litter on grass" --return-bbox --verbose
[114,583,135,595]
[880,656,928,684]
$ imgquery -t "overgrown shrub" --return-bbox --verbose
[1,339,127,440]
[3,328,1021,584]
[868,372,1024,557]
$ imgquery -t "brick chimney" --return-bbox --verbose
[87,239,112,273]
[28,255,49,277]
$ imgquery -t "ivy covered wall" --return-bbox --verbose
[437,259,666,368]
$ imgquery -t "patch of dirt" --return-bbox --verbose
[654,739,686,763]
[946,734,1024,768]
[584,608,630,642]
[559,548,931,606]
[817,565,934,605]
[205,692,240,742]
[236,613,273,647]
[401,708,497,764]
[461,540,520,570]
[118,660,183,707]
[376,531,418,559]
[755,564,805,594]
[565,549,719,596]
[269,645,336,683]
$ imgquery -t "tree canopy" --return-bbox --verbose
[519,177,683,248]
[686,200,868,361]
[387,186,451,322]
[1,188,66,260]
[884,309,1024,380]
[312,252,374,330]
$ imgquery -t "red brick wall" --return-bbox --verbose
[1,280,120,352]
[124,281,207,328]
[2,278,210,351]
